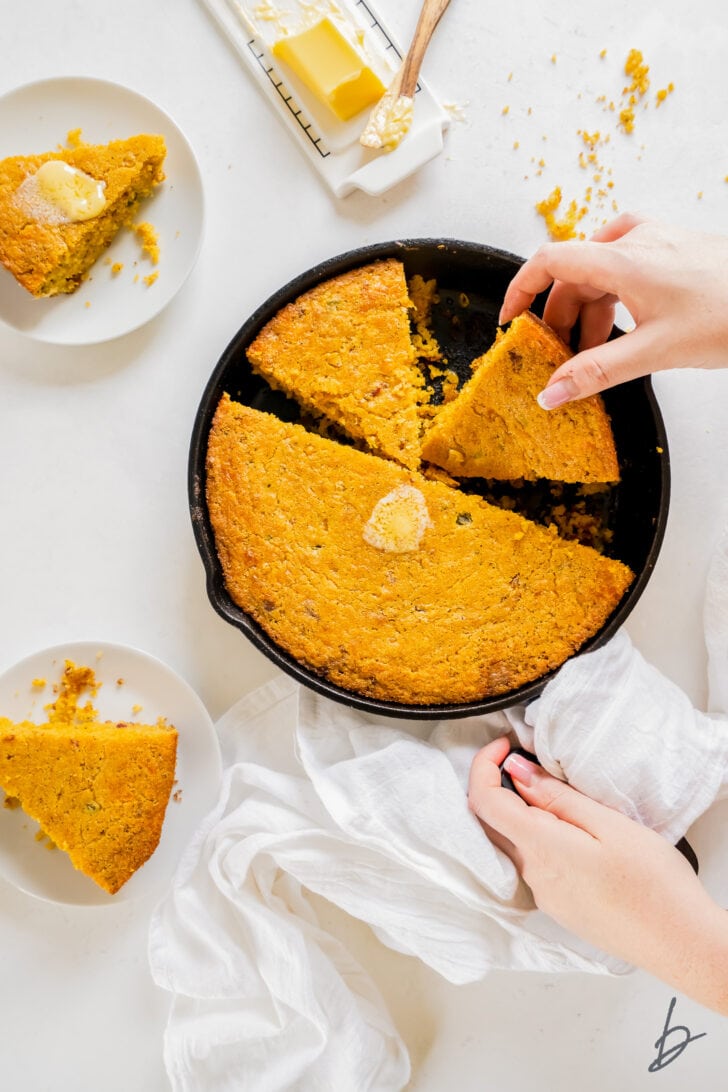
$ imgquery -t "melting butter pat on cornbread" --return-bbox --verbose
[363,485,432,553]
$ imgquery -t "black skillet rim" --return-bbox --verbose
[189,237,671,719]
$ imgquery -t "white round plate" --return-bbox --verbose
[0,76,204,345]
[0,641,222,906]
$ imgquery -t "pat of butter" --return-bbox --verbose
[272,17,385,122]
[363,485,432,553]
[15,160,106,224]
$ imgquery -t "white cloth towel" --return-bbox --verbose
[149,527,728,1091]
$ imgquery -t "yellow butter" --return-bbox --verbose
[15,160,106,224]
[272,17,385,122]
[33,161,105,221]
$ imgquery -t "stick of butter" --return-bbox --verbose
[272,17,386,122]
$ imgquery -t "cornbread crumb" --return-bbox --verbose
[31,678,46,689]
[143,271,158,287]
[408,274,443,363]
[65,128,84,150]
[655,82,674,106]
[111,261,123,275]
[132,220,160,264]
[535,186,587,241]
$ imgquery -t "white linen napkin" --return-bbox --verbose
[149,526,728,1091]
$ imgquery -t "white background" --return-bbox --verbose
[1,0,728,1088]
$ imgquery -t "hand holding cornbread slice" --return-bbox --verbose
[500,214,728,405]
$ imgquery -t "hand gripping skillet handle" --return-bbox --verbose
[499,747,699,875]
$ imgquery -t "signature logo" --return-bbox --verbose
[648,996,706,1072]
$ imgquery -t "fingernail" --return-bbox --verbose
[497,306,508,325]
[502,753,539,786]
[536,376,579,410]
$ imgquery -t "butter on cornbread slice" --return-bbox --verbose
[0,134,166,297]
[421,311,620,483]
[246,259,425,470]
[205,394,633,706]
[0,661,177,894]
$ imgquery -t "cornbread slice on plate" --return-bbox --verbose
[246,258,425,470]
[206,394,633,706]
[421,311,620,483]
[0,660,177,894]
[0,133,166,297]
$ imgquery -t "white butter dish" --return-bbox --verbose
[199,0,450,196]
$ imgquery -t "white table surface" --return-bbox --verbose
[2,0,728,1088]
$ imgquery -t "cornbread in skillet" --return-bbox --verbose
[246,259,425,470]
[205,394,633,705]
[421,311,620,483]
[0,134,166,297]
[0,660,177,894]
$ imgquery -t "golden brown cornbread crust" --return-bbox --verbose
[206,395,634,706]
[246,259,425,470]
[0,134,166,297]
[0,661,177,894]
[421,311,620,483]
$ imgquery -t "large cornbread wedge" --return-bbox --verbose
[421,311,620,483]
[0,134,166,297]
[206,394,633,706]
[0,713,177,894]
[246,259,425,470]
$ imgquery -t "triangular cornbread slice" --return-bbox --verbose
[206,394,633,705]
[420,311,620,483]
[0,134,166,296]
[0,711,177,895]
[246,258,425,470]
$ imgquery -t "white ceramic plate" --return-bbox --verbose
[0,76,204,344]
[0,641,222,906]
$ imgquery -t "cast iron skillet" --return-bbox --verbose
[189,238,670,719]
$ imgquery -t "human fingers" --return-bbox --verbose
[467,741,527,868]
[589,211,648,243]
[541,280,616,346]
[468,742,536,841]
[536,324,659,406]
[576,295,619,351]
[501,751,614,838]
[499,241,627,325]
[468,737,512,792]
